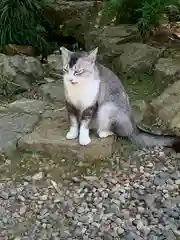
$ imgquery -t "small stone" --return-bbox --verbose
[77,207,85,214]
[42,223,47,229]
[83,176,99,181]
[103,233,113,240]
[175,179,180,185]
[66,211,73,218]
[32,172,43,181]
[39,195,48,201]
[17,195,25,202]
[60,230,70,238]
[147,162,153,168]
[19,205,26,215]
[0,191,9,200]
[139,166,144,173]
[117,227,124,235]
[138,206,145,214]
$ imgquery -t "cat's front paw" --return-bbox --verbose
[79,135,91,145]
[66,127,78,140]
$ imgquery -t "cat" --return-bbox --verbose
[60,46,180,152]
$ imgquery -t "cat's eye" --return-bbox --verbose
[74,69,84,75]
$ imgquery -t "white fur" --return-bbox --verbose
[64,73,100,145]
[79,121,91,145]
[64,74,100,111]
[98,130,114,138]
[66,116,79,139]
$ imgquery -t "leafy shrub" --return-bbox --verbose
[103,0,179,36]
[0,0,52,55]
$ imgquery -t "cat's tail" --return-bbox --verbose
[128,126,180,153]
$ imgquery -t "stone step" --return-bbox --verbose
[18,109,114,160]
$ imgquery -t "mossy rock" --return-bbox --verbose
[136,80,180,137]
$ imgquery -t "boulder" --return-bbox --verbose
[40,82,64,103]
[113,43,162,75]
[154,58,180,87]
[141,80,180,136]
[85,25,140,68]
[44,53,63,79]
[0,54,44,96]
[44,1,103,42]
[18,109,114,160]
[44,1,102,24]
[0,113,40,155]
[85,25,140,49]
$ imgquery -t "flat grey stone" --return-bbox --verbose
[18,110,114,160]
[7,98,46,114]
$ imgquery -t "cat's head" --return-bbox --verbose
[60,47,98,84]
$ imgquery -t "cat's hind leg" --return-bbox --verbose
[97,102,115,138]
[97,102,133,138]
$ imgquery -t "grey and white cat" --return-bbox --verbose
[60,46,180,151]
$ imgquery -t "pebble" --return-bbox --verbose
[19,205,26,215]
[39,195,48,201]
[117,227,124,235]
[32,172,43,181]
[175,179,180,185]
[17,195,25,202]
[0,191,9,200]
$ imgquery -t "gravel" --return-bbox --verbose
[1,147,180,239]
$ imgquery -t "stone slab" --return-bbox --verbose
[7,98,46,114]
[18,110,114,160]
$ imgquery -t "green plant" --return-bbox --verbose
[0,0,51,54]
[137,0,177,35]
[103,0,142,24]
[103,0,179,35]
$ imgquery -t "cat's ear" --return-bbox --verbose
[60,46,73,65]
[85,47,98,64]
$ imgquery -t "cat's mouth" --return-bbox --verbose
[70,80,78,85]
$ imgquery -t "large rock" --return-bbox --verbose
[113,43,162,75]
[85,25,140,68]
[0,54,44,95]
[40,82,64,103]
[44,1,102,24]
[85,25,140,50]
[154,58,180,87]
[141,80,180,136]
[0,113,40,155]
[18,110,114,160]
[44,53,63,79]
[44,1,102,42]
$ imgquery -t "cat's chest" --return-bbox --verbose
[64,81,99,110]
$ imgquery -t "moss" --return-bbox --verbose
[122,72,166,102]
